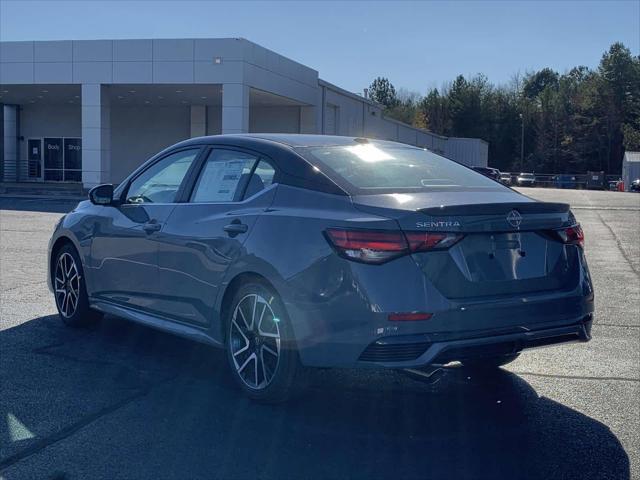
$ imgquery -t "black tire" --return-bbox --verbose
[224,281,300,403]
[462,353,520,373]
[52,244,102,327]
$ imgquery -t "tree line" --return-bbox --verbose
[368,42,640,174]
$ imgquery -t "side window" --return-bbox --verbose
[126,149,199,204]
[242,160,276,200]
[191,149,257,203]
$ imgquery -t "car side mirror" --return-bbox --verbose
[89,184,115,206]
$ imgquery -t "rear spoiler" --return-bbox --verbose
[418,202,570,216]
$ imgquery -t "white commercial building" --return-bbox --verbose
[622,151,640,190]
[0,38,488,188]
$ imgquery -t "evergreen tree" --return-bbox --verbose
[368,77,399,109]
[373,41,639,174]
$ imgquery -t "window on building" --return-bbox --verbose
[43,138,64,181]
[42,137,82,182]
[63,139,82,182]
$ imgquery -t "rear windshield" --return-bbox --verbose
[297,144,502,194]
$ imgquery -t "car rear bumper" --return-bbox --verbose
[284,245,594,368]
[357,314,592,368]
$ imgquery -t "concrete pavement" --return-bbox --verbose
[0,189,638,479]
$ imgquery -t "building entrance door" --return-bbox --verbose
[27,138,43,181]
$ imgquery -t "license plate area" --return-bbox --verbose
[454,232,552,282]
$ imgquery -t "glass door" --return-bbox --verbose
[27,138,43,181]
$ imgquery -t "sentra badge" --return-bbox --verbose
[416,220,461,228]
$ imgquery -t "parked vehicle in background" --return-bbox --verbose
[556,174,577,189]
[499,172,512,185]
[608,179,622,191]
[471,166,501,181]
[586,171,606,190]
[47,134,594,402]
[630,179,640,192]
[516,172,536,187]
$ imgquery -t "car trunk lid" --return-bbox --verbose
[352,191,579,299]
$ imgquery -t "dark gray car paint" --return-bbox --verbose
[48,134,594,368]
[153,185,277,326]
[88,203,176,311]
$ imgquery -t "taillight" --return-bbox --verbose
[325,229,408,264]
[325,228,464,264]
[556,224,585,248]
[404,232,464,252]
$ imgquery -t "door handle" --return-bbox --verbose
[223,220,248,236]
[143,220,162,233]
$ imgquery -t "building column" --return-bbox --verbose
[318,86,326,135]
[190,105,207,138]
[2,105,18,182]
[81,84,111,188]
[221,84,249,134]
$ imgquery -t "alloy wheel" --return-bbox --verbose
[229,293,281,390]
[54,252,80,318]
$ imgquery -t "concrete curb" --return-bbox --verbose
[0,194,85,202]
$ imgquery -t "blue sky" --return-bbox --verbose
[0,1,638,94]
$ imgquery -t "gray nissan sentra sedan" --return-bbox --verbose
[48,134,594,402]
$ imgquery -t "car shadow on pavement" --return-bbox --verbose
[0,314,630,480]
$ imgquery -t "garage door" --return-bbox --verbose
[325,104,338,135]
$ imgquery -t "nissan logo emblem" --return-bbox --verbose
[507,210,522,228]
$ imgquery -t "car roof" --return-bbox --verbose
[172,133,419,149]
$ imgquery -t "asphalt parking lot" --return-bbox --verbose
[0,188,639,480]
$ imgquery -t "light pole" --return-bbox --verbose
[519,113,524,172]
